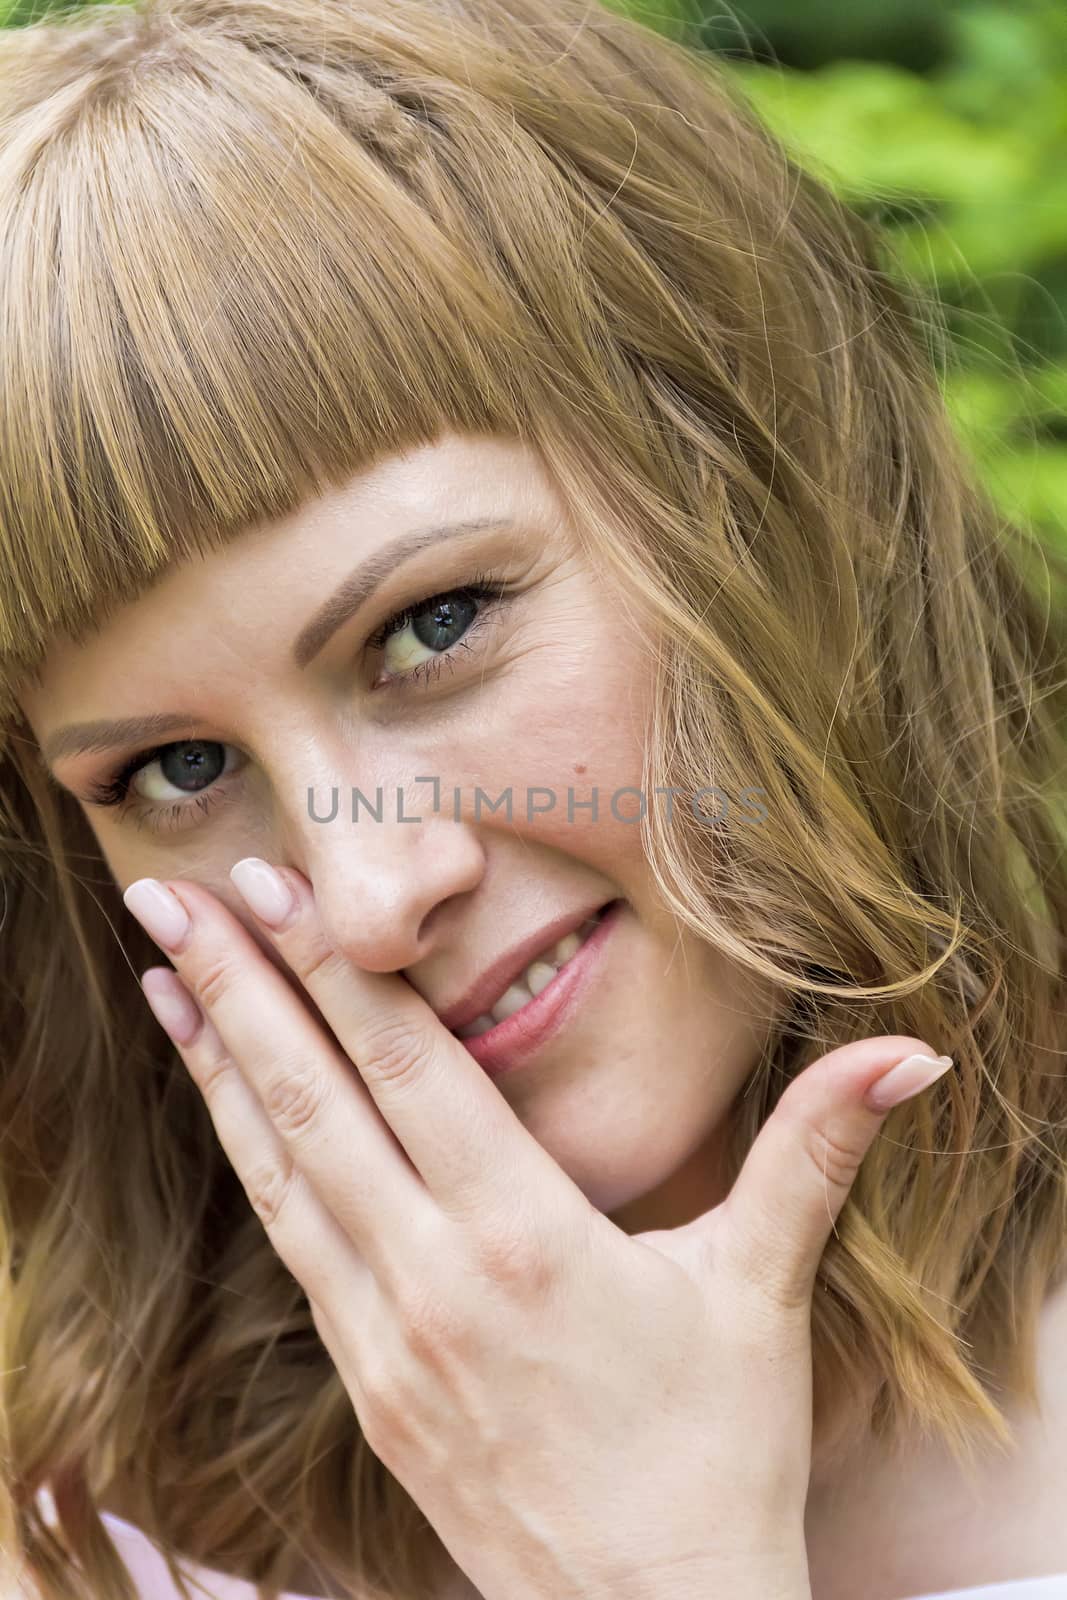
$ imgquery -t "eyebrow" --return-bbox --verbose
[38,515,513,768]
[291,516,510,668]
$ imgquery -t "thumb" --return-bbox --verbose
[716,1035,956,1314]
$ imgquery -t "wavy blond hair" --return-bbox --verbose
[2,0,1066,1595]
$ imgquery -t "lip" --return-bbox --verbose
[453,899,623,1080]
[437,898,620,1034]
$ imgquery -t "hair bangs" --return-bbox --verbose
[0,2,542,725]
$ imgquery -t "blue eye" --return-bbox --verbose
[83,568,514,834]
[85,739,243,825]
[366,572,511,688]
[138,740,229,797]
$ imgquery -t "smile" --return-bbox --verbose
[451,899,624,1080]
[454,908,609,1037]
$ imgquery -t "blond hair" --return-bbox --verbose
[1,0,1065,1595]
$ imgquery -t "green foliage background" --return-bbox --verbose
[610,0,1067,563]
[4,0,1066,565]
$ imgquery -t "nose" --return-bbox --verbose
[278,784,487,975]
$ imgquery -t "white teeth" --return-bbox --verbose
[550,932,581,965]
[525,960,557,997]
[491,982,532,1023]
[455,912,605,1038]
[457,1014,496,1038]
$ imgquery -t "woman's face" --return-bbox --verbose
[18,431,778,1233]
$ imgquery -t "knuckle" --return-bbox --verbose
[357,1014,434,1088]
[762,1262,817,1319]
[357,1355,413,1450]
[299,937,352,992]
[262,1057,330,1138]
[395,1274,466,1359]
[244,1153,299,1229]
[473,1217,557,1297]
[193,1039,240,1111]
[799,1112,867,1193]
[195,950,241,1013]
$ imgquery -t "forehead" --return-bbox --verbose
[17,431,563,730]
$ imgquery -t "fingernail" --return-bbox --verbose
[141,967,202,1047]
[123,878,191,952]
[230,857,295,927]
[865,1051,955,1113]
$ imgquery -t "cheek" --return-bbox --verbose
[84,815,148,898]
[415,617,654,869]
[92,814,235,923]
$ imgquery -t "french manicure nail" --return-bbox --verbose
[230,857,295,927]
[123,879,191,952]
[865,1051,955,1113]
[141,967,202,1047]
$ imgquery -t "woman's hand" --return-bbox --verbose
[124,861,954,1600]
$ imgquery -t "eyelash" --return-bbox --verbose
[85,569,512,832]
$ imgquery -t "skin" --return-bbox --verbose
[19,429,780,1594]
[20,430,781,1230]
[16,429,1065,1598]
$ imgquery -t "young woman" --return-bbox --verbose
[2,0,1066,1597]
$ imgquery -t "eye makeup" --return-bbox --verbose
[78,567,517,835]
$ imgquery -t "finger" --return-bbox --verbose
[139,964,374,1320]
[224,857,578,1230]
[124,877,441,1288]
[717,1035,956,1313]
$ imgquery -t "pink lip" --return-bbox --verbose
[437,898,617,1034]
[456,899,623,1080]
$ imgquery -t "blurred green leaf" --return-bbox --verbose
[1,0,116,21]
[979,444,1067,543]
[729,61,1029,202]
